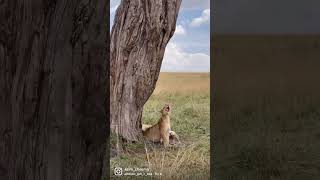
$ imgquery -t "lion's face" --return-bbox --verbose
[161,104,171,115]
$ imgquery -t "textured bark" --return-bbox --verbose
[110,0,182,141]
[0,0,108,180]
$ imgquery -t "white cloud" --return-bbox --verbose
[175,25,186,35]
[111,5,119,14]
[110,0,120,29]
[161,42,210,72]
[190,9,210,27]
[111,0,120,7]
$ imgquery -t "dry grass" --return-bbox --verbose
[153,72,210,95]
[144,143,209,179]
[109,72,210,180]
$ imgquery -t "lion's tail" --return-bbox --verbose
[142,124,153,132]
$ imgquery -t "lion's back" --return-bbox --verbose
[143,124,161,142]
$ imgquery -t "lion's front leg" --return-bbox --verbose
[160,130,170,148]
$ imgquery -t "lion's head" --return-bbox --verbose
[161,104,171,115]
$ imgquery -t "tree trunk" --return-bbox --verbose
[110,0,182,141]
[0,1,108,179]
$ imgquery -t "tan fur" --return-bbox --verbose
[142,124,153,131]
[142,104,173,147]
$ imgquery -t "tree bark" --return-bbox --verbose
[0,0,108,179]
[110,0,182,141]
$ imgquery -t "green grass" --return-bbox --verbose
[214,104,320,180]
[143,93,210,138]
[109,73,210,180]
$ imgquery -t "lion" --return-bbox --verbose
[142,104,180,147]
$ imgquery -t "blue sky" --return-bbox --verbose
[110,0,210,72]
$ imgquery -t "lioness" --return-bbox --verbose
[142,104,179,147]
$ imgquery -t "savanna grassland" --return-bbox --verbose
[110,72,210,180]
[213,35,320,179]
